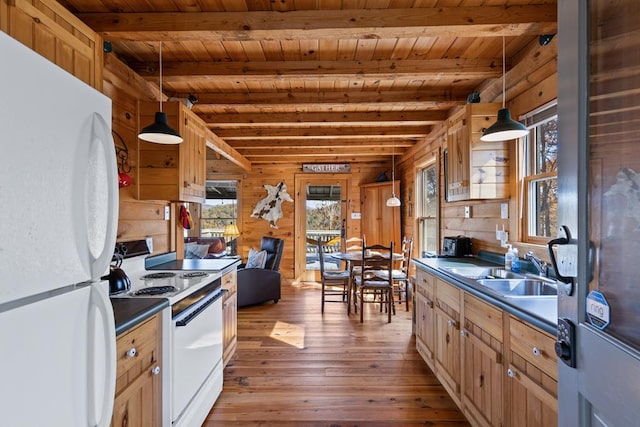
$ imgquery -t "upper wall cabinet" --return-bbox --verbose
[1,0,103,89]
[446,103,510,201]
[360,181,401,249]
[137,102,207,203]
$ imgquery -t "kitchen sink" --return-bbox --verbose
[443,266,525,280]
[476,278,557,298]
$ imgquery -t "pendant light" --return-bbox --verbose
[480,36,528,142]
[386,147,401,207]
[139,41,183,144]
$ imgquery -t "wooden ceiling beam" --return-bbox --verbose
[228,139,417,149]
[77,6,557,42]
[182,89,467,105]
[131,59,502,82]
[200,111,447,126]
[239,146,406,157]
[217,126,428,139]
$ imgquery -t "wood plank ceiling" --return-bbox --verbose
[58,0,557,166]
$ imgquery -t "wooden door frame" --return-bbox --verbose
[294,174,351,281]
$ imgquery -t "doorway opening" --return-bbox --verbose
[305,184,343,272]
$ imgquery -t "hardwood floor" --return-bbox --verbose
[204,280,470,426]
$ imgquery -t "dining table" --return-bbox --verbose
[330,250,404,315]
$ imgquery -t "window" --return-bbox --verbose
[521,102,558,244]
[418,162,438,256]
[201,180,238,237]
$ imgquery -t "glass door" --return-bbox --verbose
[557,2,640,425]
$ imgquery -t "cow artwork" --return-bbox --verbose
[251,181,294,228]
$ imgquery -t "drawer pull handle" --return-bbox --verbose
[532,347,542,357]
[126,348,137,358]
[507,368,516,378]
[151,366,161,376]
[460,330,466,337]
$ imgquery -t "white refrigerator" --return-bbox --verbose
[0,31,119,426]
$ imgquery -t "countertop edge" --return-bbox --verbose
[111,298,169,335]
[412,257,557,335]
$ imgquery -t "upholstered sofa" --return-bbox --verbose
[237,236,284,308]
[184,236,228,258]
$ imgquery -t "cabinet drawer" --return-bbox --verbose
[509,316,557,380]
[116,314,160,377]
[436,279,461,312]
[222,269,237,299]
[464,293,502,341]
[415,269,435,296]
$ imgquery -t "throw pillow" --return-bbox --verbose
[246,248,267,269]
[186,243,210,259]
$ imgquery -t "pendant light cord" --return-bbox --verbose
[501,36,506,109]
[159,41,163,112]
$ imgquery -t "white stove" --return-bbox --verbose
[114,254,221,304]
[110,241,238,427]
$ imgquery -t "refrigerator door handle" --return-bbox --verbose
[88,285,117,427]
[87,113,119,280]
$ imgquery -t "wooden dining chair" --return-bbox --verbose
[353,242,394,323]
[374,236,413,311]
[318,239,350,313]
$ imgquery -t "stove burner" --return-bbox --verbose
[134,285,177,296]
[181,271,208,278]
[141,272,176,279]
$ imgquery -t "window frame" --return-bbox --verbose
[200,179,240,237]
[520,101,558,245]
[416,158,439,257]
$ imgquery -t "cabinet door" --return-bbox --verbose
[179,111,206,202]
[112,314,162,427]
[447,115,470,201]
[222,269,238,367]
[434,280,462,404]
[3,0,102,88]
[507,317,557,427]
[461,295,504,427]
[415,291,435,367]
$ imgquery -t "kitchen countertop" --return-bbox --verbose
[412,257,557,335]
[110,297,169,335]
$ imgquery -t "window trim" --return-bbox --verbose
[416,158,439,256]
[519,101,558,245]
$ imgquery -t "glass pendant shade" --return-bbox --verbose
[386,194,401,207]
[386,152,401,207]
[480,108,529,142]
[139,112,183,144]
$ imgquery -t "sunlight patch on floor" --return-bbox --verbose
[269,320,306,349]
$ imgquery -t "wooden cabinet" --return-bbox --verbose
[1,0,103,89]
[446,104,509,201]
[137,102,207,203]
[413,266,558,427]
[222,268,238,367]
[506,316,558,427]
[434,279,462,406]
[461,294,504,427]
[414,269,436,369]
[112,313,162,427]
[360,181,401,248]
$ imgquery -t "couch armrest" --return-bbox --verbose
[236,268,281,308]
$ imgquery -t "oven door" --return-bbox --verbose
[171,282,224,423]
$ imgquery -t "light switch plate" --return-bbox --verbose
[164,206,170,220]
[464,206,471,218]
[351,212,361,219]
[501,203,509,219]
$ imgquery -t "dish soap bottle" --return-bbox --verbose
[505,244,514,270]
[511,247,521,273]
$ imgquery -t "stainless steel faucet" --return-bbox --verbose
[525,251,548,277]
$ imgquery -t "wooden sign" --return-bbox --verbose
[302,163,351,173]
